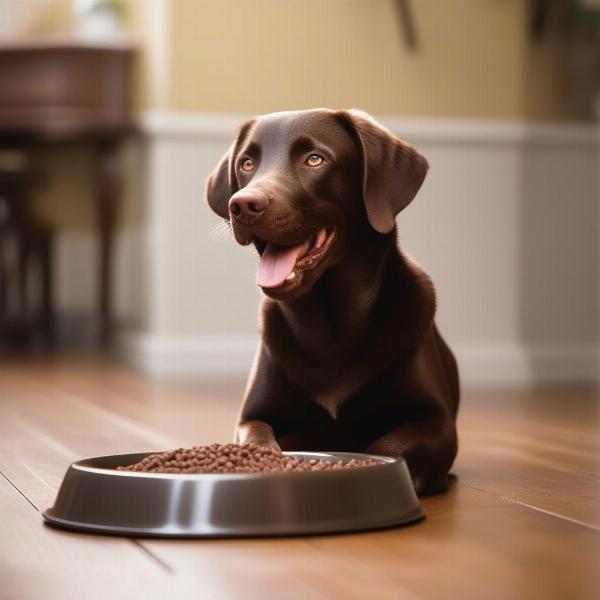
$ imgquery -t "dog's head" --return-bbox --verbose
[206,108,428,300]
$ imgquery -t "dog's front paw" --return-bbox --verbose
[235,420,281,451]
[253,438,282,452]
[412,474,452,496]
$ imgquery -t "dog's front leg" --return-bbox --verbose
[366,413,457,495]
[234,343,300,451]
[235,420,280,450]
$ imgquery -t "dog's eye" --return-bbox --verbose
[305,154,324,167]
[240,158,254,172]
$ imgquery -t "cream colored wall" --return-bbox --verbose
[151,0,577,120]
[166,0,517,117]
[29,0,584,241]
[12,0,73,34]
[21,0,586,120]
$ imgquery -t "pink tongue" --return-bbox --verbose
[256,242,306,288]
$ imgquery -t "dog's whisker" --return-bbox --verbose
[210,220,233,240]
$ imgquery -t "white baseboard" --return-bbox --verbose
[120,332,259,378]
[454,342,599,388]
[119,333,599,388]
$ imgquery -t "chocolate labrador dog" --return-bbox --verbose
[206,109,459,494]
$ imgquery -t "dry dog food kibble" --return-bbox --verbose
[116,443,379,474]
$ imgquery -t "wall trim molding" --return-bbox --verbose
[120,333,599,388]
[139,110,600,147]
[452,342,599,388]
[120,332,259,378]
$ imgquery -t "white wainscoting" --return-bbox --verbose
[121,333,599,389]
[116,111,599,387]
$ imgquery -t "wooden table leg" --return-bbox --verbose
[94,141,121,345]
[40,228,54,346]
[0,232,6,323]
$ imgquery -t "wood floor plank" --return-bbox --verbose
[2,358,600,599]
[142,532,425,600]
[0,470,177,600]
[309,484,600,600]
[0,367,237,599]
[5,358,241,448]
[139,483,600,600]
[0,369,414,600]
[457,390,600,527]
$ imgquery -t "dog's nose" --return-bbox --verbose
[229,190,268,223]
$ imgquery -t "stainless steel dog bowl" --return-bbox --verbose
[43,451,424,537]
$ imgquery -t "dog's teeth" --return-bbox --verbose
[315,228,327,249]
[285,272,296,282]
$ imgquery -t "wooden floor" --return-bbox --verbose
[0,357,599,600]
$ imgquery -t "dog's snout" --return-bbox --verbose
[229,190,269,223]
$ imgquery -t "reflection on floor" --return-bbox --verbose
[1,357,599,599]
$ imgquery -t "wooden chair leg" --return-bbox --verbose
[95,141,121,346]
[0,235,6,327]
[17,236,29,315]
[40,230,54,346]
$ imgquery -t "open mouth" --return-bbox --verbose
[255,227,336,289]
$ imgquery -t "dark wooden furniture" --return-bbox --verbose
[0,38,136,344]
[0,151,53,347]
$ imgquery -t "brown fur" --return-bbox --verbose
[206,109,459,495]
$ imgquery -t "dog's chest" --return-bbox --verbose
[311,386,353,420]
[264,304,392,419]
[296,363,373,420]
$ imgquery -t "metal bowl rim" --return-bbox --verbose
[72,450,399,481]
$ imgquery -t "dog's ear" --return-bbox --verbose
[334,109,428,234]
[205,119,255,219]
